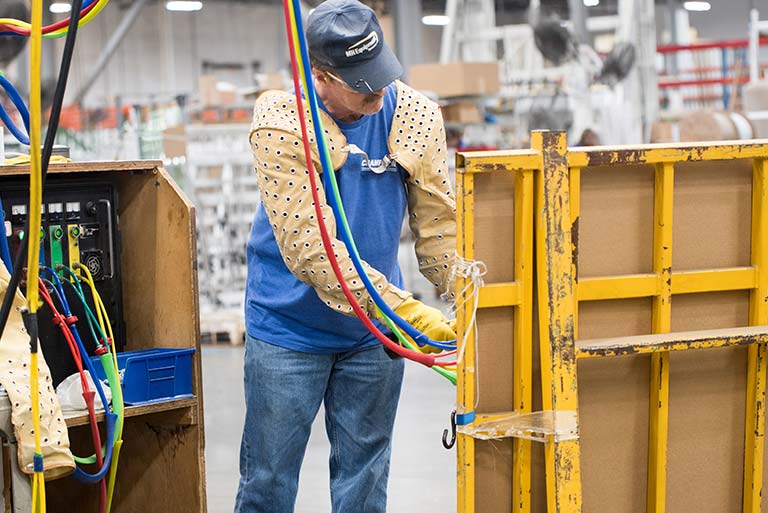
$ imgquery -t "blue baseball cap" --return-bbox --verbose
[307,0,403,93]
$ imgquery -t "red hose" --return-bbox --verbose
[0,1,97,36]
[39,281,108,513]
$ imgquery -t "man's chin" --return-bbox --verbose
[363,99,385,115]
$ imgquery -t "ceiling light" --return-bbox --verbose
[583,0,599,6]
[165,1,203,12]
[49,2,72,13]
[422,15,450,26]
[683,1,711,11]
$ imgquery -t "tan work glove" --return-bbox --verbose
[386,297,456,354]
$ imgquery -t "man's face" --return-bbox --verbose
[324,72,386,117]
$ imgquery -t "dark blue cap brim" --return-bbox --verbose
[333,42,403,93]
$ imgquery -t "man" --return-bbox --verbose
[235,1,457,511]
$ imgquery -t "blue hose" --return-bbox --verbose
[41,273,117,482]
[43,269,111,412]
[72,412,116,484]
[291,0,455,350]
[0,74,30,145]
[0,197,12,272]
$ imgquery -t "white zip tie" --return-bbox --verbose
[445,255,486,409]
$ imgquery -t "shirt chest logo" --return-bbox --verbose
[344,143,398,174]
[361,157,398,174]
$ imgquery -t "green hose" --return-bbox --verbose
[378,307,456,385]
[73,352,123,465]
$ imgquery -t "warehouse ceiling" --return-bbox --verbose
[200,0,623,17]
[94,0,659,19]
[94,0,672,21]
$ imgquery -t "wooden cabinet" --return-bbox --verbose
[0,161,206,513]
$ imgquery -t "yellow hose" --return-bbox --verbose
[77,267,123,513]
[48,0,112,37]
[0,0,111,38]
[77,269,118,382]
[27,0,45,510]
[287,0,309,100]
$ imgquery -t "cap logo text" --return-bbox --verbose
[345,31,379,58]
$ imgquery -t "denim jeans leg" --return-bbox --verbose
[324,345,405,513]
[234,335,333,513]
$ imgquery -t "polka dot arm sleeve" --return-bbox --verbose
[390,81,457,299]
[0,266,74,479]
[250,91,411,316]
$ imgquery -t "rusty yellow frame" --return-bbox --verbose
[456,148,535,513]
[456,134,768,513]
[569,141,768,513]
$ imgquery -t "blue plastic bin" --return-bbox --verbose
[91,348,195,405]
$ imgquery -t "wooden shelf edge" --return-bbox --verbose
[64,397,198,427]
[0,160,162,176]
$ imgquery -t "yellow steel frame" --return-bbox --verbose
[455,134,768,513]
[456,148,535,513]
[532,131,583,513]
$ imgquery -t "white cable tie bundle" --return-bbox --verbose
[444,255,486,369]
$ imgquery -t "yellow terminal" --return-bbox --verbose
[67,224,81,276]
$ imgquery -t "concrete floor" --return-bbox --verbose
[202,345,457,513]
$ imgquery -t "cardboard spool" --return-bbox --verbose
[677,110,754,141]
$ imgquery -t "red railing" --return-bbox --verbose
[656,36,768,107]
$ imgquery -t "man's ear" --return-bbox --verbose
[311,68,327,82]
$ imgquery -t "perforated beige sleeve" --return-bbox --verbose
[0,267,74,480]
[389,81,457,299]
[249,90,411,316]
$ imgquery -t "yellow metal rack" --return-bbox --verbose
[455,132,768,513]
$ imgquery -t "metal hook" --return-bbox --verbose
[442,410,457,449]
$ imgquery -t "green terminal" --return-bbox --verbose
[17,230,24,241]
[70,225,80,238]
[50,226,64,276]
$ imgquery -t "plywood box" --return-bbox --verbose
[456,137,768,513]
[409,62,500,98]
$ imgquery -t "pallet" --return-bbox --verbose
[200,310,245,345]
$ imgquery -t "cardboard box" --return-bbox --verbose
[199,75,239,107]
[378,15,395,50]
[243,72,289,102]
[408,61,500,98]
[441,102,483,124]
[255,72,286,91]
[162,125,187,159]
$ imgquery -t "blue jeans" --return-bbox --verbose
[234,335,405,513]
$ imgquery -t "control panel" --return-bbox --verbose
[1,177,125,385]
